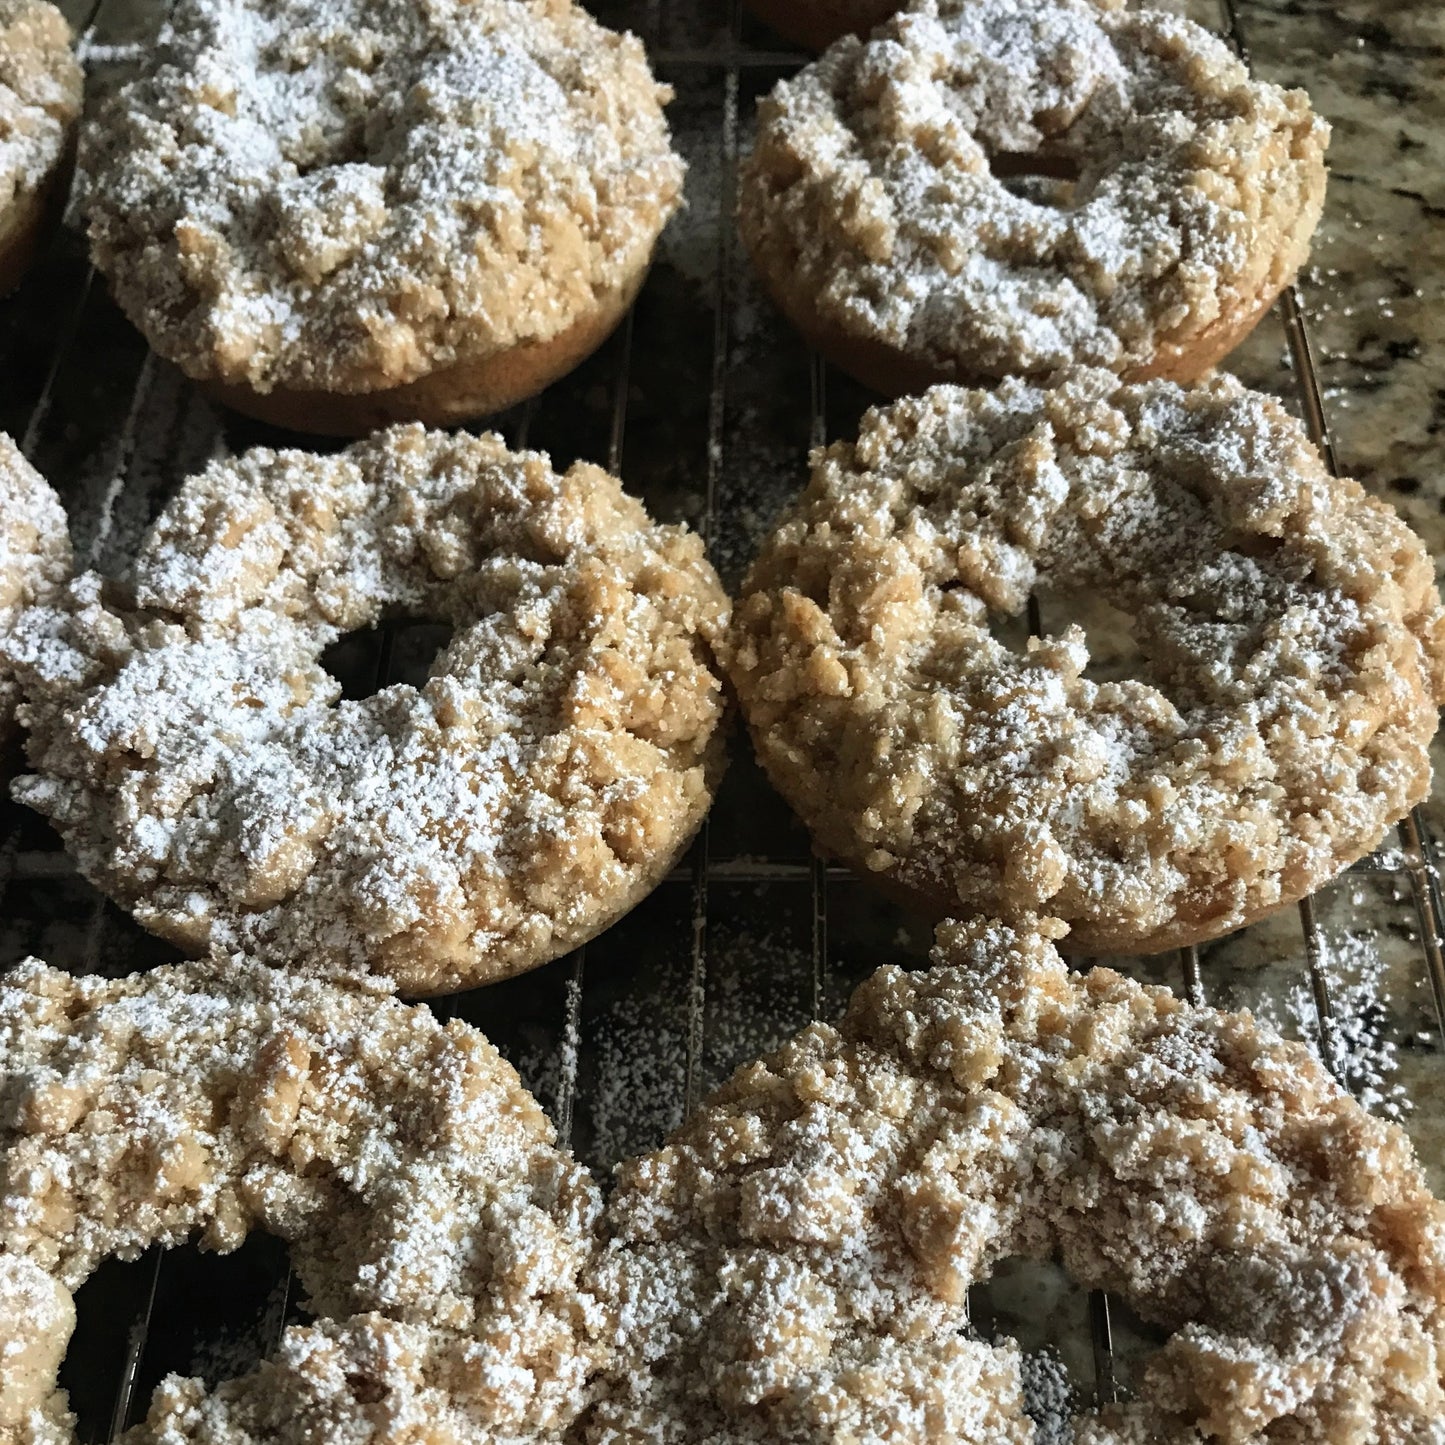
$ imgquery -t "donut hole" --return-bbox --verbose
[986,150,1081,208]
[969,1256,1092,1414]
[1033,586,1145,687]
[969,1255,1172,1420]
[289,138,371,177]
[983,604,1036,658]
[319,620,455,699]
[58,1233,298,1436]
[55,1253,155,1434]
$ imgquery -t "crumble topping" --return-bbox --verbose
[5,426,729,994]
[726,370,1445,951]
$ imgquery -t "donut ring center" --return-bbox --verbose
[318,618,455,699]
[985,150,1082,208]
[56,1231,296,1428]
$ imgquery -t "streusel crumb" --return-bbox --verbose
[739,0,1327,382]
[0,0,79,220]
[0,434,68,760]
[588,916,1445,1440]
[0,956,605,1445]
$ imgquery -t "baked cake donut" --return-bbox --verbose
[0,434,68,764]
[738,0,1329,394]
[0,956,604,1445]
[5,426,729,995]
[726,370,1445,954]
[0,0,81,295]
[588,915,1445,1441]
[79,0,685,435]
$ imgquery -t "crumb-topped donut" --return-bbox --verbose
[5,426,729,994]
[726,371,1445,954]
[0,956,605,1445]
[80,0,685,435]
[588,915,1445,1441]
[0,0,81,295]
[738,0,1328,394]
[0,435,68,763]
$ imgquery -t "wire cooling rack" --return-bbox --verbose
[2,0,1443,1435]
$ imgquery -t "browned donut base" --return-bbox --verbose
[0,158,71,298]
[200,273,645,437]
[770,747,1431,959]
[742,0,894,50]
[755,265,1291,397]
[373,728,729,998]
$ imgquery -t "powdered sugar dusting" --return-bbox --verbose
[0,432,69,757]
[0,955,605,1443]
[726,369,1445,953]
[585,916,1445,1440]
[1019,1346,1075,1445]
[1260,920,1414,1121]
[0,0,79,212]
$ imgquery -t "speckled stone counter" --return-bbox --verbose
[1219,3,1445,846]
[1229,1,1443,554]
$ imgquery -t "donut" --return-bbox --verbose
[79,0,685,436]
[5,426,729,995]
[0,434,68,764]
[737,0,1329,394]
[0,0,81,295]
[742,0,894,54]
[0,956,605,1445]
[587,914,1445,1441]
[724,370,1445,955]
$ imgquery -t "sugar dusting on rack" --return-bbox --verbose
[1266,920,1413,1120]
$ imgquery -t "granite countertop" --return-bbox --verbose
[1191,4,1445,1200]
[1228,0,1444,564]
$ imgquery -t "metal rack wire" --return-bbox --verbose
[2,0,1443,1435]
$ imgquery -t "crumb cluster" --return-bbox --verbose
[0,957,606,1445]
[740,0,1328,382]
[0,434,68,759]
[0,0,80,220]
[588,915,1445,1440]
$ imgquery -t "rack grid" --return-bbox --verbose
[2,0,1442,1436]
